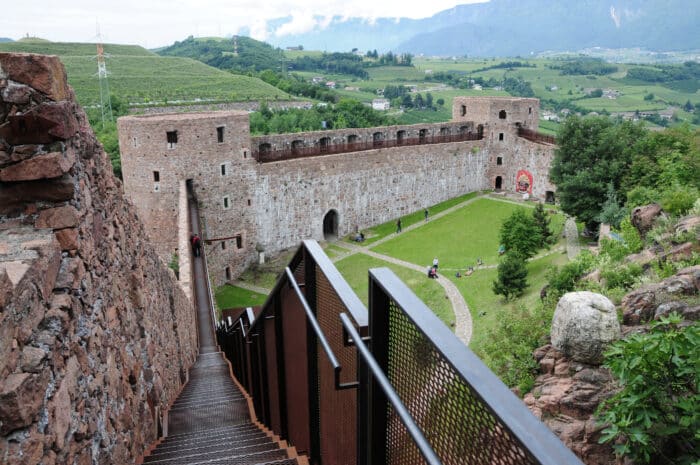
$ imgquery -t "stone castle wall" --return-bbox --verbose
[0,53,198,464]
[255,140,490,251]
[119,96,556,286]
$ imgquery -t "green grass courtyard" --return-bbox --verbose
[215,194,568,355]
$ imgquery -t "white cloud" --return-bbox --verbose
[0,0,488,48]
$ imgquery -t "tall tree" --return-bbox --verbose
[499,209,542,259]
[532,202,552,246]
[550,116,646,229]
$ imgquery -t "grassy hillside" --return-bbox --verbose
[0,41,153,56]
[0,41,291,106]
[158,36,286,72]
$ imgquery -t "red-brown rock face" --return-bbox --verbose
[0,53,197,464]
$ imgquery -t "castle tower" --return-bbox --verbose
[117,111,258,283]
[452,97,554,199]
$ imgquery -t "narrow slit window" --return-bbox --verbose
[529,107,532,114]
[225,267,231,281]
[247,199,251,206]
[235,235,243,249]
[217,126,225,143]
[220,164,227,176]
[166,131,178,148]
[499,133,504,141]
[153,171,160,182]
[221,242,226,250]
[223,196,230,209]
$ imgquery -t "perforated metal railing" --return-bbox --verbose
[216,241,584,465]
[359,268,581,465]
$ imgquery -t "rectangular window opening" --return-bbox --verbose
[460,105,466,116]
[497,157,503,165]
[235,234,243,249]
[499,133,504,141]
[166,131,178,149]
[225,266,231,281]
[223,196,230,209]
[529,107,532,114]
[247,199,251,206]
[153,171,160,182]
[220,164,227,176]
[221,242,226,250]
[217,126,225,143]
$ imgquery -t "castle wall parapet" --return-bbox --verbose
[251,121,478,162]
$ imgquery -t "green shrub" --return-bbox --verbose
[476,303,554,394]
[597,314,699,464]
[619,218,644,254]
[661,185,699,216]
[547,250,596,297]
[601,263,643,290]
[599,237,630,262]
[626,186,661,210]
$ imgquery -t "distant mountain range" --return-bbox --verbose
[0,38,14,43]
[262,0,700,56]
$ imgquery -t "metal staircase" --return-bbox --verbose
[138,191,307,465]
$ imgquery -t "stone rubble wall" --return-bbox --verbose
[0,53,198,465]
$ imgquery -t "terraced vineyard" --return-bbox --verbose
[0,41,291,106]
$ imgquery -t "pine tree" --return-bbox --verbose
[532,202,552,246]
[492,253,528,300]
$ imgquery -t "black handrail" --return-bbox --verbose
[285,267,359,390]
[340,312,442,465]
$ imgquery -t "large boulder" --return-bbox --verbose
[551,292,621,365]
[631,203,664,237]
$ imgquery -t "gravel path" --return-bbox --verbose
[232,280,273,295]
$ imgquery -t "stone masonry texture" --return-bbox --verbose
[119,96,556,287]
[0,53,198,465]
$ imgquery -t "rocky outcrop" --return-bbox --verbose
[524,345,618,465]
[630,203,664,237]
[551,292,621,364]
[527,267,700,465]
[621,265,700,325]
[0,53,197,464]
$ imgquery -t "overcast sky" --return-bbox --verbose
[2,1,486,49]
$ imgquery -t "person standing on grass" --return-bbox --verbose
[424,208,429,221]
[433,257,439,270]
[396,218,402,233]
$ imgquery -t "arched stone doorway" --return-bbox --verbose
[323,210,339,240]
[495,176,503,190]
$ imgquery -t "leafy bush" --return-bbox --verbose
[660,185,699,216]
[626,186,661,209]
[601,263,643,290]
[597,314,699,464]
[476,303,554,394]
[546,250,596,298]
[619,218,644,254]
